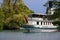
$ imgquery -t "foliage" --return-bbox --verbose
[52,21,60,30]
[49,9,60,20]
[0,9,4,30]
[48,5,60,30]
[0,0,34,30]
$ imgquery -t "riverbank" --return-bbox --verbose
[0,29,28,32]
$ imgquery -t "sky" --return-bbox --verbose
[23,0,48,13]
[0,0,48,14]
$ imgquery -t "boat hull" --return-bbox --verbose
[21,24,58,32]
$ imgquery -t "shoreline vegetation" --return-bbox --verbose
[0,0,34,31]
[0,29,26,32]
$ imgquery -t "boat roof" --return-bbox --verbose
[27,13,48,18]
[33,13,47,15]
[28,18,52,22]
[28,13,47,16]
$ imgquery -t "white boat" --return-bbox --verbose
[28,13,58,28]
[21,13,58,32]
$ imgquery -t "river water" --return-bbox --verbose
[0,31,60,40]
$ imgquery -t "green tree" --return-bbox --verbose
[1,0,34,29]
[53,8,60,30]
[48,2,60,30]
[0,9,4,30]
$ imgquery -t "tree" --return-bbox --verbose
[48,1,60,30]
[1,0,34,29]
[0,9,4,30]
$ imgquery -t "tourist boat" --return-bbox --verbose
[21,13,58,32]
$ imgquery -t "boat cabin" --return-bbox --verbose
[26,13,57,28]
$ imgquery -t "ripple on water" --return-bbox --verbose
[0,32,60,40]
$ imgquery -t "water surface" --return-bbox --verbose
[0,32,60,40]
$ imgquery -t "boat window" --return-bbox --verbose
[37,21,39,25]
[44,22,45,25]
[48,22,49,25]
[46,22,47,25]
[41,22,42,25]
